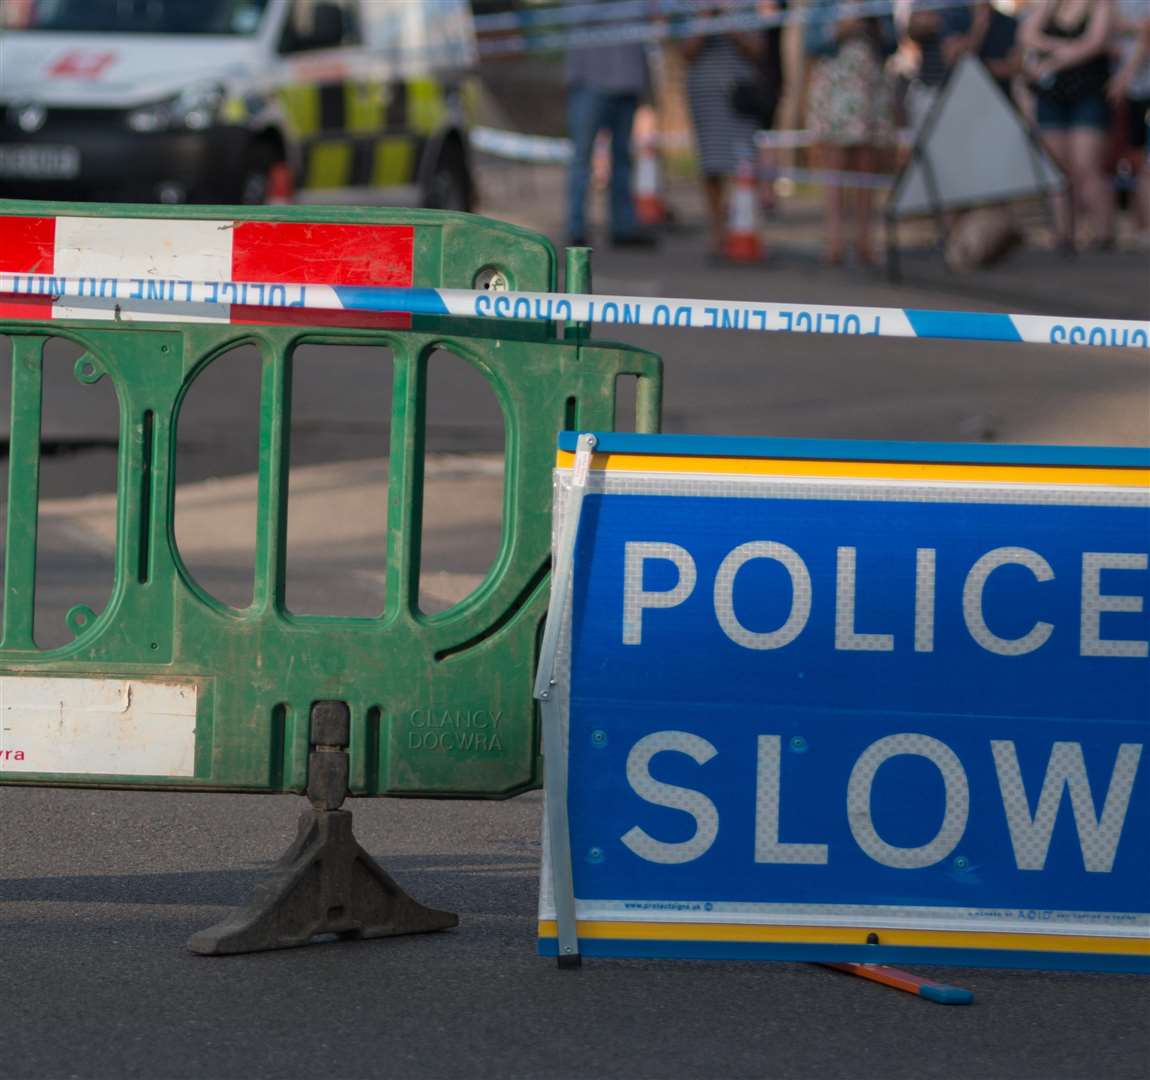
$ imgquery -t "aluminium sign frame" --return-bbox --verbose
[537,433,1150,972]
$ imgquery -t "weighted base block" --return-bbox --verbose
[188,808,458,955]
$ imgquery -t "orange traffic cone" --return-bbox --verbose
[634,133,666,227]
[267,162,295,205]
[723,157,763,263]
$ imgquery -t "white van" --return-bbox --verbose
[0,0,477,208]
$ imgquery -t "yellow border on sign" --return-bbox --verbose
[554,451,1150,489]
[536,920,1150,955]
[545,447,1148,963]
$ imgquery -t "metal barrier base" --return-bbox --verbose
[187,806,458,956]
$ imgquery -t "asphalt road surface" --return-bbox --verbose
[1,193,1148,1078]
[2,786,1148,1080]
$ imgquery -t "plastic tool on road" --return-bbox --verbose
[823,962,974,1005]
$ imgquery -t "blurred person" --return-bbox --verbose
[801,0,839,154]
[897,0,950,132]
[681,2,765,257]
[565,14,654,248]
[1110,0,1150,246]
[1022,0,1116,248]
[755,0,789,214]
[2,0,33,28]
[807,3,895,266]
[942,2,1022,100]
[11,0,34,29]
[938,3,1025,274]
[802,0,841,89]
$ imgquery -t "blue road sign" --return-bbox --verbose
[538,434,1150,972]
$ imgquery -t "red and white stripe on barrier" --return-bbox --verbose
[0,215,416,329]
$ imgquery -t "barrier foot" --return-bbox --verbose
[189,701,457,955]
[187,807,459,955]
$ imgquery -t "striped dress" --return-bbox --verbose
[686,36,761,178]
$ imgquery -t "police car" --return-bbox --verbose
[0,0,477,209]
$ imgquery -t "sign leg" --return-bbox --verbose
[535,435,599,969]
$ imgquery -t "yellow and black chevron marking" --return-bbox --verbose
[278,77,450,189]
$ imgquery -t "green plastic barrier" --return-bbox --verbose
[0,201,662,800]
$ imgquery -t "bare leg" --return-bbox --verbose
[1040,130,1073,246]
[1068,126,1116,246]
[702,174,726,255]
[1137,157,1150,239]
[759,142,777,212]
[821,144,846,264]
[850,144,878,265]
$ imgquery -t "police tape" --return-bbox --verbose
[754,129,916,150]
[1,274,1146,350]
[475,0,701,33]
[472,126,573,165]
[475,0,965,57]
[763,166,894,190]
[473,127,908,186]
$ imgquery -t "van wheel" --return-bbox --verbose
[239,143,286,205]
[425,142,471,212]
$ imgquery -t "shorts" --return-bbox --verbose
[1127,97,1150,149]
[1036,93,1110,131]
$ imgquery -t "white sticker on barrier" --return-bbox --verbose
[52,217,233,323]
[0,677,198,777]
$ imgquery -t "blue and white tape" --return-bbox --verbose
[476,0,961,56]
[762,166,895,191]
[1,274,1146,349]
[475,0,964,57]
[754,129,916,150]
[475,0,694,34]
[472,127,574,165]
[472,126,906,184]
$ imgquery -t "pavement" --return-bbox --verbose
[1,166,1148,1079]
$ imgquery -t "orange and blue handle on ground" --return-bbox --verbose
[823,962,974,1005]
